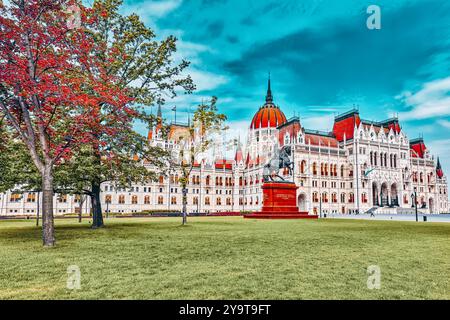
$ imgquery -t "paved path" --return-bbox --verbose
[325,213,450,223]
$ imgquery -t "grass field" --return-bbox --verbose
[0,217,449,300]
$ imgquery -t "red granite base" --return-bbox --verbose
[244,212,318,219]
[244,182,318,220]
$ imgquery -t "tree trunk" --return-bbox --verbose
[91,182,103,228]
[182,185,187,225]
[78,195,84,223]
[36,191,40,227]
[41,168,55,247]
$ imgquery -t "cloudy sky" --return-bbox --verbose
[117,0,450,175]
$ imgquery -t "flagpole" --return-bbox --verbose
[172,105,177,124]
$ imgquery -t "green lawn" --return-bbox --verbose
[0,217,449,299]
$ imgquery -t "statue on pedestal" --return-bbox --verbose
[263,145,293,182]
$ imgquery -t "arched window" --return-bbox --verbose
[119,195,125,204]
[313,162,317,175]
[206,175,211,186]
[159,175,164,184]
[312,192,319,203]
[131,195,138,204]
[216,197,222,205]
[144,196,150,204]
[362,193,368,203]
[349,193,355,203]
[157,196,164,205]
[332,193,337,203]
[205,197,210,205]
[321,192,328,203]
[300,160,306,174]
[403,194,408,204]
[105,195,112,203]
[171,196,177,205]
[226,198,231,206]
[341,193,346,203]
[340,165,345,177]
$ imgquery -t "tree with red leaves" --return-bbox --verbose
[0,0,133,246]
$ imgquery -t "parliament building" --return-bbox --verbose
[1,80,448,216]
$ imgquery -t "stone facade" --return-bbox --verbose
[1,82,448,216]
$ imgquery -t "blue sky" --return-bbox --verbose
[119,0,450,175]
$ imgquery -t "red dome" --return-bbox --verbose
[250,104,287,130]
[250,77,287,130]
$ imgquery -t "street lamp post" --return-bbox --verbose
[412,187,418,222]
[319,197,322,219]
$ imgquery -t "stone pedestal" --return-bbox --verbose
[244,182,318,219]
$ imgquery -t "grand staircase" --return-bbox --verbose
[365,206,425,215]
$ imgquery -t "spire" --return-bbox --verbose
[157,103,162,119]
[436,156,444,179]
[265,73,273,104]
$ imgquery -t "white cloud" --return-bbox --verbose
[301,114,334,132]
[121,0,182,26]
[437,119,450,129]
[188,68,228,92]
[398,77,450,120]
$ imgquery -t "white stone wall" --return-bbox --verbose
[1,121,448,216]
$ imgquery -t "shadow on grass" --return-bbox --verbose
[0,219,186,243]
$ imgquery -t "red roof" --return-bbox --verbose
[410,139,427,158]
[332,110,361,142]
[278,118,302,146]
[250,104,287,130]
[215,159,233,170]
[305,133,339,147]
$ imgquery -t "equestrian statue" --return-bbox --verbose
[263,145,294,182]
